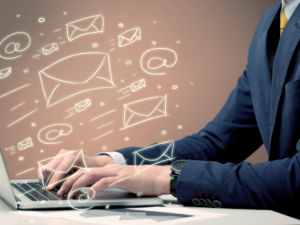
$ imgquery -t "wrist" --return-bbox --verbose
[155,166,171,196]
[94,155,113,167]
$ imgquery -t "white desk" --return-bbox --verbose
[0,196,299,225]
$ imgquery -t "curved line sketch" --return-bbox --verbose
[67,187,96,210]
[38,52,115,108]
[66,14,104,42]
[37,123,73,145]
[120,95,167,130]
[0,32,31,60]
[140,48,178,76]
[0,67,12,79]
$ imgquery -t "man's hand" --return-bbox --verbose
[56,164,171,197]
[37,149,113,191]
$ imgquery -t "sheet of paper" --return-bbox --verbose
[13,206,227,225]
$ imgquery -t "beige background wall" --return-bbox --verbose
[0,0,279,179]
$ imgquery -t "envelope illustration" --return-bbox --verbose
[130,79,146,93]
[41,42,59,56]
[39,52,115,108]
[0,66,12,79]
[66,14,104,42]
[18,137,34,151]
[75,98,92,112]
[122,95,167,129]
[133,142,175,171]
[38,150,88,188]
[118,27,141,48]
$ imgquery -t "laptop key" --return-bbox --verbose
[27,183,61,200]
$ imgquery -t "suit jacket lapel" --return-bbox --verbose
[269,4,300,152]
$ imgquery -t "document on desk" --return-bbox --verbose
[12,206,227,225]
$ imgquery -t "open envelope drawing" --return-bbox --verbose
[39,52,115,108]
[41,42,59,56]
[118,27,141,48]
[66,14,104,42]
[74,98,92,112]
[18,137,34,151]
[130,79,146,93]
[122,95,167,129]
[0,66,12,79]
[38,150,88,188]
[133,142,175,171]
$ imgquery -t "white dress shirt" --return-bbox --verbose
[281,0,300,20]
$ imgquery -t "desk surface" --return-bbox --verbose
[0,195,299,225]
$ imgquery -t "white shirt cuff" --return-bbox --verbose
[100,152,127,165]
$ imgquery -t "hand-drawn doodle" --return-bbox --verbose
[118,27,141,48]
[0,32,31,60]
[39,52,115,108]
[140,48,178,75]
[66,14,104,42]
[37,123,73,145]
[121,95,167,130]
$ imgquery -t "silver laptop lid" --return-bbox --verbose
[0,148,18,209]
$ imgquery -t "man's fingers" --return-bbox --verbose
[57,169,87,196]
[46,155,78,190]
[90,177,120,195]
[38,149,68,182]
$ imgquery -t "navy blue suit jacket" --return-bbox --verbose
[117,2,300,218]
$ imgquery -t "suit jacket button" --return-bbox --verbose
[212,200,222,208]
[206,199,212,207]
[192,197,201,206]
[199,198,207,207]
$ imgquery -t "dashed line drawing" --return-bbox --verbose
[64,98,92,119]
[16,167,35,176]
[18,137,34,151]
[91,129,114,142]
[39,52,115,108]
[121,89,130,95]
[41,42,59,56]
[133,141,175,171]
[0,66,12,79]
[96,121,114,130]
[32,53,41,59]
[38,150,88,188]
[5,146,16,155]
[120,95,167,130]
[118,27,141,48]
[117,93,130,101]
[89,109,116,122]
[53,28,62,33]
[37,123,73,145]
[140,48,178,76]
[65,14,104,42]
[107,38,114,43]
[6,108,38,128]
[0,31,31,60]
[0,83,31,99]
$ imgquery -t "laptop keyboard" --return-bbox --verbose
[12,182,67,201]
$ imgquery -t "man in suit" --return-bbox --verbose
[39,0,300,218]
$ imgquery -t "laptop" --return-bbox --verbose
[0,148,163,210]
